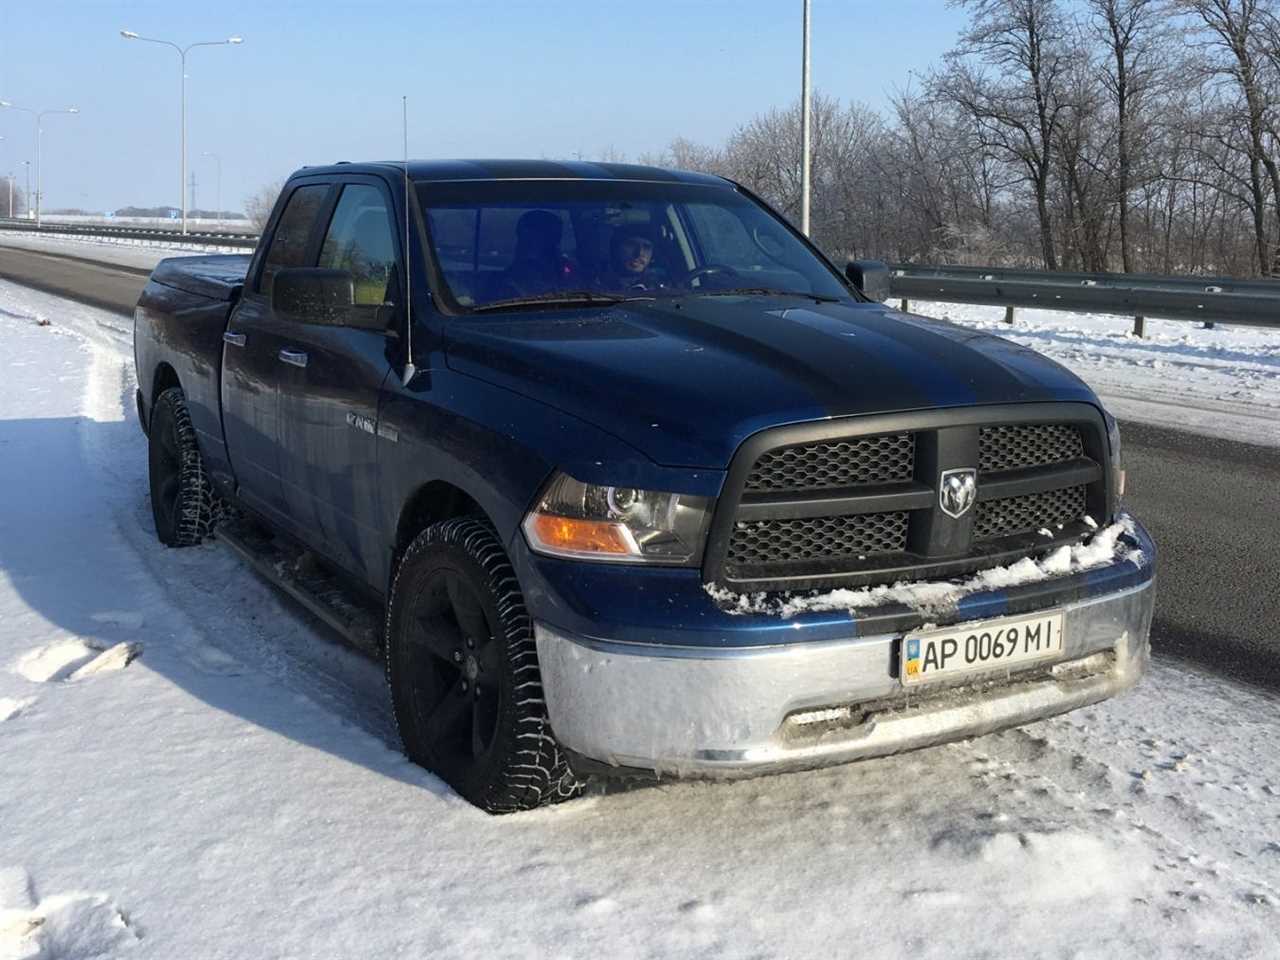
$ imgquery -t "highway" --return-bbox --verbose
[2,242,1277,691]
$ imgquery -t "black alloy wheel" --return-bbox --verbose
[385,518,581,813]
[405,569,504,768]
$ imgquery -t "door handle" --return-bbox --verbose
[278,348,309,369]
[223,331,246,347]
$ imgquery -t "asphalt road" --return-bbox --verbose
[1121,422,1280,689]
[0,243,149,316]
[3,243,1278,690]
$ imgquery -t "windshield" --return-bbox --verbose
[417,179,852,312]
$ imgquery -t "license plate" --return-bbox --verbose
[901,611,1065,686]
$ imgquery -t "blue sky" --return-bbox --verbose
[0,1,969,213]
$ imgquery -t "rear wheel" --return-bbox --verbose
[147,386,224,546]
[385,518,581,813]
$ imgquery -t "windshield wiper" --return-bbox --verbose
[471,290,644,313]
[692,287,842,303]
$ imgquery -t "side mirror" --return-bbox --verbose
[272,268,355,325]
[845,260,891,303]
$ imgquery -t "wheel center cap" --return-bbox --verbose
[463,654,479,682]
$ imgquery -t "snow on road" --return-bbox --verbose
[0,278,1277,958]
[912,301,1280,447]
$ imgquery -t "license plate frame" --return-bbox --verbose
[901,611,1066,687]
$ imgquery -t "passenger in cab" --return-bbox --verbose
[494,210,569,297]
[596,226,666,293]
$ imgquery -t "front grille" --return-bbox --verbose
[980,424,1083,472]
[745,433,914,492]
[706,406,1109,592]
[973,485,1087,542]
[727,512,909,568]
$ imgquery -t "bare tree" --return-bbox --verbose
[1176,0,1280,273]
[244,180,283,234]
[1087,0,1165,271]
[933,0,1076,269]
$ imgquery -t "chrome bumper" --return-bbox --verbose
[535,579,1154,777]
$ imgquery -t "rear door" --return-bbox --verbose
[275,178,400,582]
[221,181,333,523]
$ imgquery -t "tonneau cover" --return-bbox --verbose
[151,254,252,303]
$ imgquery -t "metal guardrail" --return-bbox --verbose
[888,263,1280,332]
[0,217,259,249]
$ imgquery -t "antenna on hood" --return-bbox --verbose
[401,94,417,386]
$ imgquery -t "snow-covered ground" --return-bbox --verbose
[1,279,1279,958]
[912,301,1280,447]
[0,230,246,270]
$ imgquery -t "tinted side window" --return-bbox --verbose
[318,184,399,306]
[259,184,329,297]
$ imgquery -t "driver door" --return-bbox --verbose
[274,178,401,583]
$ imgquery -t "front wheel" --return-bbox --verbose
[385,518,581,813]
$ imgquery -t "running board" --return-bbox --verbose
[216,518,383,658]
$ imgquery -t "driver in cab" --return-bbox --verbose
[596,226,666,293]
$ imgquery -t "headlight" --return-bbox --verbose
[523,472,714,565]
[1106,413,1125,511]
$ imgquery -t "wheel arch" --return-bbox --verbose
[149,363,182,418]
[392,480,492,584]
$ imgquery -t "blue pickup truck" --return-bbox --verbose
[133,160,1155,813]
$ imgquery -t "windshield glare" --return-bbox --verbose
[417,180,851,311]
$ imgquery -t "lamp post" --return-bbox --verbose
[0,135,7,218]
[120,29,242,235]
[201,151,222,228]
[800,0,811,237]
[0,101,80,228]
[23,161,31,219]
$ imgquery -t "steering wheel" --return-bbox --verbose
[682,264,742,290]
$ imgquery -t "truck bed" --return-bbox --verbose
[149,254,252,301]
[135,254,253,493]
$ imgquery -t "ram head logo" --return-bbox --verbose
[939,468,978,519]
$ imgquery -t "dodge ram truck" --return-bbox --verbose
[133,160,1156,813]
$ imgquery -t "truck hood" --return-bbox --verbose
[444,297,1101,469]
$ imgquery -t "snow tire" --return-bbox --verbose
[147,386,226,547]
[385,518,582,814]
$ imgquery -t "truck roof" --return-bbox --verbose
[290,159,731,187]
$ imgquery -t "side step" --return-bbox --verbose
[216,518,384,658]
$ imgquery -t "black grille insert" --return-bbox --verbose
[727,512,909,568]
[980,424,1083,472]
[745,433,915,492]
[973,485,1087,542]
[706,405,1110,592]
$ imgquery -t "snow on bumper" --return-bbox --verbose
[536,577,1153,777]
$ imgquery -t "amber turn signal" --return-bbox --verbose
[525,513,638,558]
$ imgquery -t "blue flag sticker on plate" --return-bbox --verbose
[904,638,922,678]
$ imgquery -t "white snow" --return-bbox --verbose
[910,301,1280,447]
[1,277,1278,958]
[709,518,1144,618]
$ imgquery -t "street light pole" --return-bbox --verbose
[0,101,79,228]
[120,30,243,235]
[202,151,222,228]
[800,0,812,237]
[0,135,7,218]
[23,161,31,219]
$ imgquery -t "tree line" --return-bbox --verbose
[641,0,1280,278]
